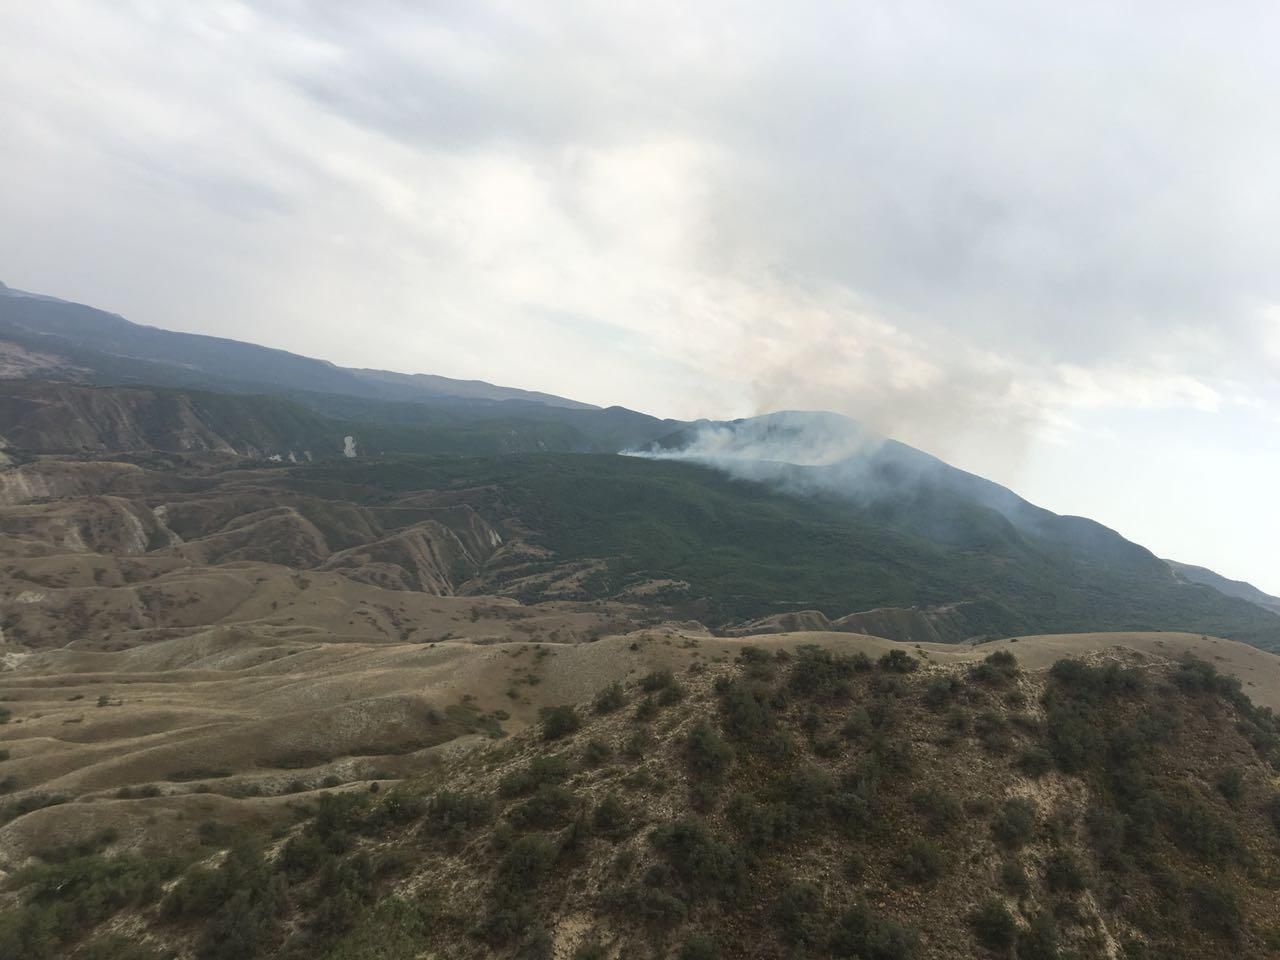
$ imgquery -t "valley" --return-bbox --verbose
[2,287,1280,958]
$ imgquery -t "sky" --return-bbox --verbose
[1,1,1278,593]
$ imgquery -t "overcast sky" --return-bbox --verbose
[2,1,1278,592]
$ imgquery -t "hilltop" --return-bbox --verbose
[5,636,1280,959]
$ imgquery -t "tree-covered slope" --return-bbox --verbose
[285,454,1280,649]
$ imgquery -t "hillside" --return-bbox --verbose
[5,639,1280,959]
[285,453,1280,649]
[1166,561,1280,616]
[0,282,594,409]
[0,279,1272,632]
[0,450,1277,652]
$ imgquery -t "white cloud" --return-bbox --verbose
[0,0,1277,587]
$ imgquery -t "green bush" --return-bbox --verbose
[580,738,613,768]
[1047,659,1143,704]
[509,784,577,830]
[895,838,943,884]
[494,834,558,904]
[540,705,581,741]
[923,676,962,711]
[1215,767,1244,805]
[992,798,1036,850]
[878,650,919,674]
[1015,911,1059,960]
[3,849,184,960]
[1044,850,1087,893]
[829,902,919,959]
[789,645,857,701]
[649,818,747,903]
[422,789,492,842]
[970,898,1017,950]
[657,682,686,706]
[1159,787,1241,865]
[842,706,873,741]
[727,793,800,851]
[499,756,570,797]
[1000,859,1029,896]
[1044,706,1104,773]
[772,881,823,946]
[592,683,625,715]
[639,669,676,692]
[718,680,777,741]
[1188,879,1244,942]
[1017,747,1054,778]
[970,650,1019,686]
[685,721,734,782]
[591,793,629,838]
[679,931,720,960]
[910,787,961,836]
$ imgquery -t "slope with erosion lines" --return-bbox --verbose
[289,452,1280,649]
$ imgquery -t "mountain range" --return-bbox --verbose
[2,279,1279,649]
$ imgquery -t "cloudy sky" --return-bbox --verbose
[2,1,1278,591]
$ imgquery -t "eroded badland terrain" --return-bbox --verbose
[5,450,1280,959]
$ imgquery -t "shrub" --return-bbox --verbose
[591,793,629,838]
[509,785,578,830]
[657,682,685,706]
[640,669,676,692]
[686,722,734,782]
[1267,794,1280,834]
[1215,767,1245,805]
[842,706,873,741]
[975,711,1013,754]
[923,676,962,711]
[970,899,1017,951]
[1045,706,1104,773]
[727,793,800,851]
[634,696,659,721]
[1188,879,1244,942]
[679,931,719,960]
[772,881,823,946]
[540,705,581,741]
[623,729,650,759]
[593,683,625,715]
[1017,747,1054,778]
[280,832,329,878]
[895,838,943,884]
[910,787,961,836]
[789,645,857,701]
[649,818,747,902]
[970,650,1019,686]
[580,738,613,768]
[1159,787,1241,865]
[878,650,918,674]
[423,789,492,842]
[1047,659,1143,704]
[1044,850,1087,893]
[829,902,919,959]
[494,834,558,904]
[1000,859,1029,896]
[992,798,1036,850]
[718,680,777,741]
[1016,911,1059,960]
[499,756,570,797]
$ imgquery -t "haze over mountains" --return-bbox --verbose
[1,280,1279,648]
[7,280,1280,960]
